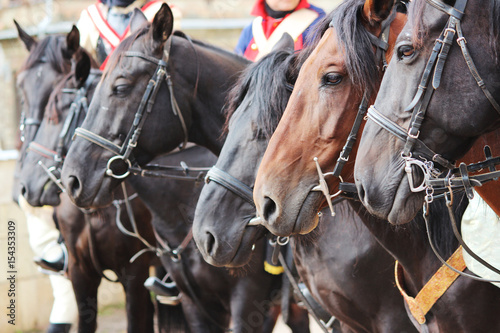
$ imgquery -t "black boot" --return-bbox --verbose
[34,242,68,273]
[46,323,71,333]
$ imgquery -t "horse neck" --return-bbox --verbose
[347,199,460,293]
[125,175,192,246]
[173,39,249,155]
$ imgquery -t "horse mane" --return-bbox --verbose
[103,26,248,80]
[19,35,71,74]
[223,48,296,140]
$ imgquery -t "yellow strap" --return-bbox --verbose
[395,246,466,324]
[264,261,284,275]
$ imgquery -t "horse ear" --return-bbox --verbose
[14,20,36,51]
[66,25,81,57]
[361,0,396,26]
[152,4,174,44]
[130,8,148,33]
[272,33,295,54]
[74,52,91,88]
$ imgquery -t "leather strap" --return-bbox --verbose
[205,166,255,206]
[394,246,466,325]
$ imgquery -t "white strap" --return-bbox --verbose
[87,3,121,48]
[141,0,164,20]
[252,8,318,60]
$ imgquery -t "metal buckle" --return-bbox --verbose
[106,155,131,179]
[402,153,441,193]
[311,157,342,216]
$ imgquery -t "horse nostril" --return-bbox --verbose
[67,176,81,198]
[205,231,216,256]
[357,184,366,203]
[262,196,277,222]
[20,184,27,198]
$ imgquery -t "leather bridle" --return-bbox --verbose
[366,0,500,283]
[28,70,100,192]
[367,0,500,196]
[73,37,189,179]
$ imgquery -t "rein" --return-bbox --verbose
[73,36,190,180]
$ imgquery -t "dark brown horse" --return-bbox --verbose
[18,51,159,333]
[355,0,500,224]
[251,0,500,330]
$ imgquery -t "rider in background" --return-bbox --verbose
[77,0,182,69]
[235,0,325,61]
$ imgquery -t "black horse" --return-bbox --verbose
[13,21,81,203]
[60,5,250,207]
[18,50,159,333]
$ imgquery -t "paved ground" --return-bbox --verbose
[93,303,324,333]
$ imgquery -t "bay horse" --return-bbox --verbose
[354,0,500,224]
[193,33,418,333]
[248,0,500,330]
[56,6,309,332]
[252,0,408,236]
[18,51,160,333]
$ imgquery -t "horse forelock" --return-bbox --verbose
[223,49,294,140]
[296,0,380,96]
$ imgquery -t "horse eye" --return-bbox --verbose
[397,45,415,60]
[113,85,129,95]
[323,73,343,86]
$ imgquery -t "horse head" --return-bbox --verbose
[253,0,407,236]
[61,4,248,208]
[355,0,500,224]
[20,51,100,207]
[13,22,81,203]
[193,34,296,267]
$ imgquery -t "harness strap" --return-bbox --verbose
[332,95,369,177]
[455,21,500,116]
[394,246,465,325]
[84,211,120,283]
[28,142,59,161]
[74,127,122,155]
[367,106,455,169]
[278,252,335,333]
[426,0,465,20]
[205,166,255,206]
